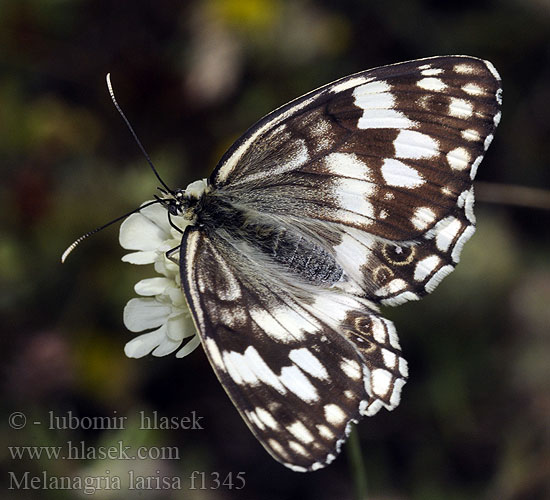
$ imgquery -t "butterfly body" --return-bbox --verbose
[168,177,346,289]
[154,56,501,471]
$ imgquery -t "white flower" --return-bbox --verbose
[119,202,200,359]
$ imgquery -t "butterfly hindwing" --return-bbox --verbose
[329,188,477,306]
[181,227,407,471]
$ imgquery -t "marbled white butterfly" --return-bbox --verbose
[68,55,502,472]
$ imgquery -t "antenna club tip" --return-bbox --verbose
[106,73,113,92]
[61,245,73,264]
[61,240,81,263]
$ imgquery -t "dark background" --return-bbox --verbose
[1,0,549,499]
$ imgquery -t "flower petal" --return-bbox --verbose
[165,312,193,341]
[134,277,174,296]
[119,212,168,251]
[123,298,171,332]
[139,203,172,230]
[124,326,166,358]
[122,251,157,265]
[175,335,201,358]
[167,286,185,307]
[154,257,180,279]
[152,336,181,357]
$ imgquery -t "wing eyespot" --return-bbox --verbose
[382,244,416,266]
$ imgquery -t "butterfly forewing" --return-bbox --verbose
[178,56,501,471]
[210,56,501,304]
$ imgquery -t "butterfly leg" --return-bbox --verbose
[166,246,180,264]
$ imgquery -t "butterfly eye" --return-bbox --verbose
[167,201,181,216]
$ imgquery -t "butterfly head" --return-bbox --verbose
[157,178,209,220]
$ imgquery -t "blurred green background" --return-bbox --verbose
[1,0,549,499]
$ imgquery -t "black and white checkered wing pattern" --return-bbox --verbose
[181,228,408,472]
[211,56,502,304]
[175,56,501,472]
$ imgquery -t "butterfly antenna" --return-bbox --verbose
[106,73,173,193]
[61,199,160,263]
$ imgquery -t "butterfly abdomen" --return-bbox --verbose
[197,193,343,286]
[254,225,343,286]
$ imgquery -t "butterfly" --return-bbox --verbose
[72,56,502,472]
[161,56,503,472]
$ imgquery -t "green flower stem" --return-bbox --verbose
[347,425,368,500]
